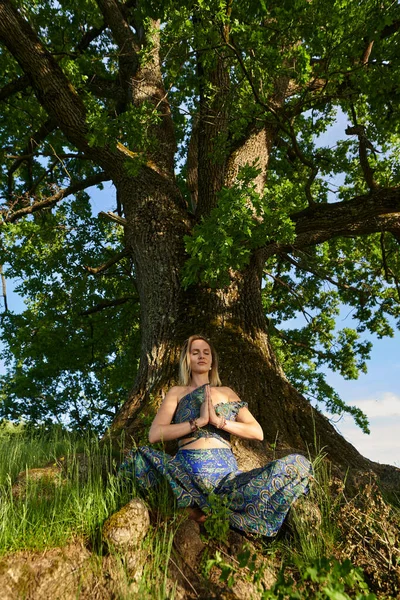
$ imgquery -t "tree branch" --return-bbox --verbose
[79,295,137,316]
[98,211,127,226]
[1,172,110,225]
[282,252,370,298]
[284,122,320,206]
[7,118,57,200]
[0,0,129,170]
[83,249,129,274]
[95,0,175,175]
[264,270,312,323]
[75,23,106,54]
[195,26,232,217]
[86,74,126,103]
[271,325,331,362]
[0,74,30,101]
[380,232,400,301]
[360,40,374,66]
[95,0,139,105]
[346,114,379,191]
[224,35,278,118]
[0,0,87,150]
[0,264,8,312]
[5,152,89,161]
[0,21,106,103]
[262,186,400,259]
[380,18,400,40]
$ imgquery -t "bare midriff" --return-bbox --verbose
[178,437,231,450]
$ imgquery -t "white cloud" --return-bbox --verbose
[338,418,400,467]
[350,392,400,418]
[325,392,400,467]
[336,395,400,466]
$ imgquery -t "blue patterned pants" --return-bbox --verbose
[119,447,312,537]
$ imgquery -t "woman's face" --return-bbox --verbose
[189,339,212,375]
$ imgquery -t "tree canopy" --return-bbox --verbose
[0,0,399,441]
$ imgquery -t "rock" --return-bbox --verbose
[227,536,276,600]
[103,551,147,597]
[226,530,246,555]
[11,466,64,499]
[167,556,205,600]
[102,498,150,553]
[174,519,206,569]
[102,499,151,588]
[0,542,99,600]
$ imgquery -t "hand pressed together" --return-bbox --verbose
[197,390,210,428]
[197,384,224,429]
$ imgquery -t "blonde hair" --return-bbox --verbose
[179,334,222,386]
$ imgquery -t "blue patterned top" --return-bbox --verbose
[172,384,248,446]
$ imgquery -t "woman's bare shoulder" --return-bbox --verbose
[167,385,186,393]
[163,386,186,402]
[217,386,241,402]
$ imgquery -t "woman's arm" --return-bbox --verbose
[148,387,209,444]
[208,387,264,441]
[221,406,264,441]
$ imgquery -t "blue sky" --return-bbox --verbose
[323,336,400,468]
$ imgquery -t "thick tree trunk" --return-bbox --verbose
[108,198,400,491]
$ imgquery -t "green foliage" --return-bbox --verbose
[0,427,186,598]
[0,195,140,432]
[85,95,161,165]
[204,549,236,587]
[262,557,377,600]
[0,429,396,596]
[183,164,296,288]
[202,491,231,543]
[202,451,391,598]
[263,231,399,429]
[0,429,126,552]
[205,544,378,598]
[0,419,26,438]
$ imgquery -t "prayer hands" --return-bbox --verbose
[198,387,210,427]
[207,386,221,428]
[197,384,224,429]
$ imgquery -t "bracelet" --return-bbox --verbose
[217,416,226,429]
[189,418,199,433]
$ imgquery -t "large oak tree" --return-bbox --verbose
[1,0,400,484]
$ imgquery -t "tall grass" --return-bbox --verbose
[0,427,184,598]
[0,428,131,553]
[287,451,341,563]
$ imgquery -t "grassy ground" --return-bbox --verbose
[0,425,398,599]
[0,427,125,552]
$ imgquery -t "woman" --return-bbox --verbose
[120,335,312,536]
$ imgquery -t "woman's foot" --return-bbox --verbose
[186,507,207,523]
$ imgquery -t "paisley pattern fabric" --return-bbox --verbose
[173,384,248,446]
[120,446,311,536]
[119,384,312,537]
